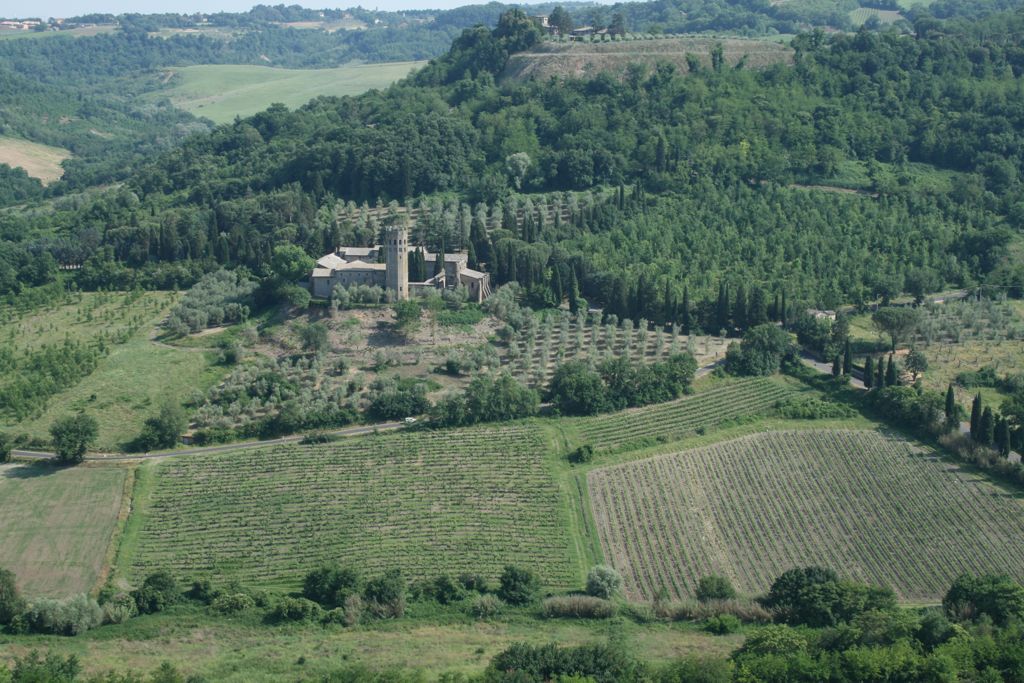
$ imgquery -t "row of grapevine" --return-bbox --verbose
[576,377,795,452]
[130,426,578,590]
[588,430,1024,601]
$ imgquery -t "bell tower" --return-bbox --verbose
[385,226,409,301]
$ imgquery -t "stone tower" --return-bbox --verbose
[384,226,409,301]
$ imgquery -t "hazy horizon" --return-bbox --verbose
[12,0,557,19]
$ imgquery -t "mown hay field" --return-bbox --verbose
[588,429,1024,602]
[0,463,127,597]
[157,62,424,124]
[0,135,70,184]
[127,426,579,590]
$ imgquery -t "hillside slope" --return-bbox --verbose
[502,37,793,82]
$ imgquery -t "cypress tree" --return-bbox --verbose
[863,356,874,389]
[568,271,580,314]
[663,280,674,326]
[771,292,780,322]
[832,355,841,377]
[979,407,995,446]
[996,418,1011,457]
[733,284,748,332]
[749,286,768,327]
[944,385,957,428]
[842,340,852,376]
[780,291,788,328]
[681,285,691,335]
[970,393,983,440]
[885,354,897,386]
[716,282,730,334]
[875,355,885,388]
[434,240,445,279]
[550,267,564,304]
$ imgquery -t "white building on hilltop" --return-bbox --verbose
[311,226,491,303]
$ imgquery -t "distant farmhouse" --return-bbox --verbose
[311,226,491,303]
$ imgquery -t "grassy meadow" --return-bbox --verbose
[0,290,227,450]
[0,135,71,184]
[156,62,425,123]
[0,463,128,597]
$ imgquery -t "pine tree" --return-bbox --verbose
[842,340,852,376]
[970,393,983,440]
[885,354,897,386]
[945,385,957,431]
[979,407,995,446]
[681,285,691,335]
[832,355,841,377]
[863,356,874,389]
[996,418,1011,457]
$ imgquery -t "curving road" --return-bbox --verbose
[11,422,403,463]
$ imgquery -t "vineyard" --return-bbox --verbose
[588,430,1024,602]
[574,377,799,452]
[127,426,578,590]
[502,308,729,390]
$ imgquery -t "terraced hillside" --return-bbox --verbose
[127,426,578,590]
[588,430,1024,602]
[575,376,799,452]
[502,37,793,82]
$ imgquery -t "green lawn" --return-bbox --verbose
[0,463,127,597]
[156,62,425,124]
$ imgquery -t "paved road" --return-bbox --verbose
[11,422,403,463]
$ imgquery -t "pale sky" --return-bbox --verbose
[12,0,528,19]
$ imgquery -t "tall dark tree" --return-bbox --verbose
[832,355,841,377]
[780,291,788,328]
[875,355,885,388]
[568,270,580,314]
[885,354,898,386]
[550,267,564,304]
[979,407,996,446]
[863,356,874,389]
[996,418,1011,457]
[842,339,852,376]
[716,282,730,334]
[681,285,691,334]
[945,385,957,431]
[749,286,768,327]
[733,284,748,332]
[971,393,983,440]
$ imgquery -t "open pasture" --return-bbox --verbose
[574,376,800,453]
[158,62,424,124]
[0,135,70,184]
[0,463,127,597]
[588,429,1024,602]
[127,426,578,589]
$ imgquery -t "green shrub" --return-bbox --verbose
[133,570,181,614]
[0,567,24,625]
[432,575,466,605]
[541,595,616,619]
[100,592,138,624]
[696,575,737,602]
[498,565,540,606]
[569,444,594,464]
[211,593,255,615]
[187,578,219,604]
[458,573,489,593]
[269,597,323,623]
[469,594,504,620]
[23,594,104,635]
[364,569,406,618]
[585,565,622,599]
[321,607,347,625]
[302,564,362,609]
[704,613,741,634]
[943,573,1024,625]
